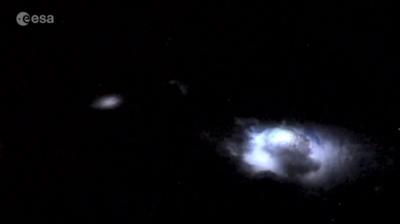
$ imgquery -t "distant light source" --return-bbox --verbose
[92,94,123,110]
[169,80,188,95]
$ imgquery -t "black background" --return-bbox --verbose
[1,1,400,223]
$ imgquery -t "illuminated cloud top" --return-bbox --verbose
[223,120,372,187]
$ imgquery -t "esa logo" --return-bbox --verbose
[16,12,55,26]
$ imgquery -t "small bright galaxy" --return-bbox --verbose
[223,119,372,188]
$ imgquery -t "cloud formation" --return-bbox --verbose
[223,119,372,187]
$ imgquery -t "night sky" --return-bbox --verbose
[2,1,400,223]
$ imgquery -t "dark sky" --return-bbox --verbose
[1,1,400,223]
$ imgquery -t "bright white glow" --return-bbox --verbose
[267,128,295,145]
[243,146,276,172]
[243,131,278,172]
[249,131,267,149]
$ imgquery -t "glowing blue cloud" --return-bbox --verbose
[223,120,371,187]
